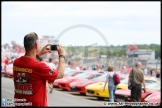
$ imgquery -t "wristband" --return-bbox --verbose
[36,55,41,61]
[59,55,65,60]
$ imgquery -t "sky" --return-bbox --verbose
[2,1,161,47]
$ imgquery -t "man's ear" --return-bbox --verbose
[34,43,38,49]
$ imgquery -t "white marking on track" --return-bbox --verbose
[2,87,14,94]
[2,88,51,106]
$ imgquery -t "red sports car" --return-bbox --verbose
[120,67,132,74]
[57,72,103,90]
[115,88,155,102]
[64,69,84,77]
[53,70,84,87]
[1,64,13,78]
[144,91,161,106]
[69,73,126,95]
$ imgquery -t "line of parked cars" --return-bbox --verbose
[53,67,161,106]
[1,63,13,78]
[1,64,161,106]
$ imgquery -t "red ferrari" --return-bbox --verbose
[69,73,127,94]
[57,72,103,90]
[1,64,13,78]
[53,70,84,87]
[115,88,155,102]
[144,91,161,106]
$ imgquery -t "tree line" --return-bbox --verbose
[64,44,160,59]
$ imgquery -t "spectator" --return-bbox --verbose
[98,66,104,72]
[65,63,70,70]
[13,32,65,107]
[54,59,59,69]
[83,67,86,70]
[39,58,50,94]
[76,65,80,70]
[96,64,99,70]
[144,68,148,76]
[150,68,155,76]
[103,65,117,102]
[92,64,96,70]
[123,66,126,69]
[68,61,71,66]
[73,61,76,67]
[46,58,56,93]
[101,65,105,70]
[47,58,56,69]
[128,62,146,102]
[5,57,9,66]
[156,70,160,78]
[4,65,7,76]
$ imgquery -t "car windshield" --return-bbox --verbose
[120,78,128,84]
[152,78,161,83]
[122,69,128,74]
[146,83,160,88]
[91,75,106,82]
[120,77,125,81]
[74,72,90,79]
[145,79,156,84]
[121,78,158,85]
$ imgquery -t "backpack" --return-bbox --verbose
[113,72,120,85]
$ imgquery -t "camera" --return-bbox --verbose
[51,45,58,51]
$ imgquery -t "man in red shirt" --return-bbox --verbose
[13,32,65,107]
[5,57,9,66]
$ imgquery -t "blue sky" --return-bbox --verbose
[2,1,160,46]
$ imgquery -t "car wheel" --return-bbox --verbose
[97,97,105,100]
[145,94,152,98]
[80,93,86,96]
[53,85,59,88]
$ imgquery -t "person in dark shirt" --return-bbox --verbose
[156,70,160,78]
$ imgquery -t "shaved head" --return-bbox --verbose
[136,61,142,68]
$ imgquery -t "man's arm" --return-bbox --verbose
[142,79,146,93]
[128,77,130,85]
[56,57,65,79]
[128,69,133,84]
[56,45,65,79]
[142,80,146,89]
[141,72,146,92]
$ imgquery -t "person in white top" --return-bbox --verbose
[144,68,148,76]
[76,65,80,70]
[46,58,56,93]
[103,65,117,102]
[123,66,126,69]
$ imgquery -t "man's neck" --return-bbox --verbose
[25,50,37,59]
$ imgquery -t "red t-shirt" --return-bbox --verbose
[5,59,9,65]
[13,56,58,107]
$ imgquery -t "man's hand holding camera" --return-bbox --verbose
[38,44,65,57]
[57,45,65,56]
[37,44,65,79]
[37,44,52,57]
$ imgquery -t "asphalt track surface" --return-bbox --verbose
[2,77,112,107]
